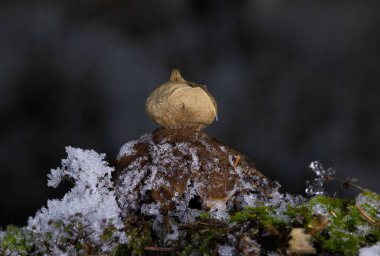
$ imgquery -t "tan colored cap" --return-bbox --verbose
[146,69,217,130]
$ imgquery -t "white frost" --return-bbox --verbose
[28,147,126,254]
[117,140,138,160]
[359,242,380,256]
[209,200,229,220]
[218,245,236,256]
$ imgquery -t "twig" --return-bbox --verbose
[332,177,367,197]
[355,203,379,226]
[233,155,241,170]
[144,246,180,252]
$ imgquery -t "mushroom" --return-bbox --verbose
[145,69,217,130]
[114,69,275,241]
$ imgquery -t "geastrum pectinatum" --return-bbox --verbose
[113,70,277,241]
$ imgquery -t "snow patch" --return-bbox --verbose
[117,140,138,160]
[359,242,380,256]
[218,245,236,256]
[28,147,126,254]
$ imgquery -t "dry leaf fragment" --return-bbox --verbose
[288,228,316,254]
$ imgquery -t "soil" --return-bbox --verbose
[114,128,276,213]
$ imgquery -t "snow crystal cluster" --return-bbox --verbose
[359,242,380,256]
[218,245,236,256]
[305,161,335,196]
[27,147,126,254]
[242,189,306,222]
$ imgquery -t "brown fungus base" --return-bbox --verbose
[114,129,276,218]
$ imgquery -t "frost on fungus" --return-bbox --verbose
[114,128,277,244]
[27,147,127,254]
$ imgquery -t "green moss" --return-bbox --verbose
[362,190,380,201]
[356,191,380,223]
[321,230,363,256]
[225,192,378,255]
[308,195,347,215]
[178,218,229,255]
[310,195,346,207]
[101,226,117,242]
[198,212,212,219]
[0,225,34,256]
[186,228,225,255]
[178,244,193,256]
[300,192,380,255]
[230,205,286,226]
[370,228,380,242]
[198,230,219,255]
[120,216,154,256]
[284,205,313,226]
[2,191,378,255]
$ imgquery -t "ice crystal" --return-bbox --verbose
[116,134,151,160]
[311,204,329,216]
[27,147,126,254]
[117,139,138,160]
[241,187,306,222]
[359,242,380,256]
[218,245,236,256]
[164,221,179,244]
[169,183,203,223]
[209,201,229,220]
[355,225,372,236]
[305,161,335,196]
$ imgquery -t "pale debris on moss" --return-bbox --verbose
[288,228,316,254]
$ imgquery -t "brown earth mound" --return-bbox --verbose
[114,128,276,220]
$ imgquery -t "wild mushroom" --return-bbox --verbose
[114,69,276,242]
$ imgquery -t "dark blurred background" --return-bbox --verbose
[1,0,379,228]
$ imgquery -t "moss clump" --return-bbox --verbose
[0,225,34,256]
[115,190,378,255]
[230,205,286,226]
[179,218,229,255]
[284,204,313,227]
[117,216,155,256]
[319,229,364,256]
[1,192,379,255]
[304,192,380,255]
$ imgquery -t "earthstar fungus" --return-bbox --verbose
[114,69,276,241]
